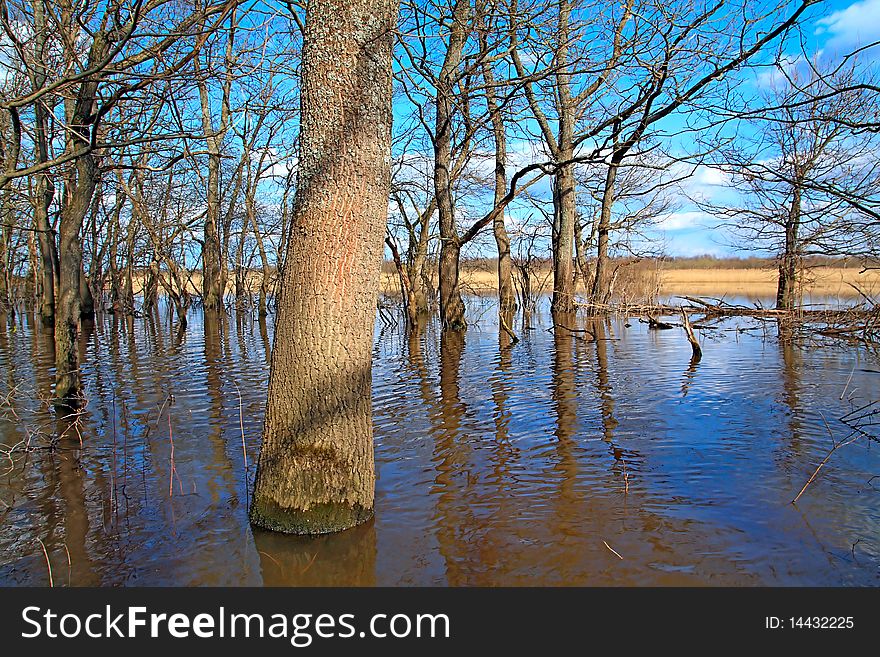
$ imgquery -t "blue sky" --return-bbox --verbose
[442,0,879,260]
[389,0,880,260]
[651,0,880,257]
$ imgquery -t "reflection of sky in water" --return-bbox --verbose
[1,299,879,586]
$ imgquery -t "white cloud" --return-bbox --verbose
[655,211,705,232]
[694,165,728,187]
[815,0,880,55]
[667,163,733,206]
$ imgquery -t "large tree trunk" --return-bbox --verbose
[480,29,516,314]
[435,0,469,331]
[405,201,435,314]
[0,189,12,309]
[589,160,618,312]
[202,151,225,312]
[34,182,57,325]
[551,156,577,314]
[550,0,577,315]
[776,185,802,311]
[31,0,57,326]
[54,27,106,404]
[250,0,397,534]
[438,237,465,329]
[54,218,82,402]
[55,150,98,404]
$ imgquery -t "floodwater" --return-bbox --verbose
[1,298,879,586]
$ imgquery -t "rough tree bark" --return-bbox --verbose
[550,0,577,315]
[435,0,470,330]
[480,28,516,314]
[54,28,106,404]
[196,16,236,313]
[776,184,802,311]
[32,0,57,326]
[552,151,577,314]
[589,157,620,311]
[250,0,397,534]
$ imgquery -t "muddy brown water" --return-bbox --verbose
[0,298,879,586]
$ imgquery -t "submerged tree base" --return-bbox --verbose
[250,498,373,535]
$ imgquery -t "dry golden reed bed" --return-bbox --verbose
[380,266,880,299]
[138,264,880,301]
[660,267,880,298]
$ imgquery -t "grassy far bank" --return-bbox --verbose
[380,256,880,301]
[658,267,880,299]
[92,256,880,305]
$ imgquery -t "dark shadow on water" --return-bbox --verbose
[253,519,377,586]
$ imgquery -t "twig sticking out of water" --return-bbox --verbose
[792,402,880,503]
[167,408,182,498]
[602,540,623,560]
[64,543,71,587]
[840,401,880,441]
[258,550,284,577]
[36,538,53,587]
[233,382,249,510]
[792,419,861,505]
[301,551,319,575]
[840,363,857,401]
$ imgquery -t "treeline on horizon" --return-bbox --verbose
[392,254,880,273]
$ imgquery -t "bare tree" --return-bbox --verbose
[705,65,880,310]
[0,0,239,403]
[511,0,816,315]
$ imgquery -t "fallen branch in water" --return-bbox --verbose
[548,324,594,341]
[499,312,519,345]
[681,308,702,361]
[645,315,675,330]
